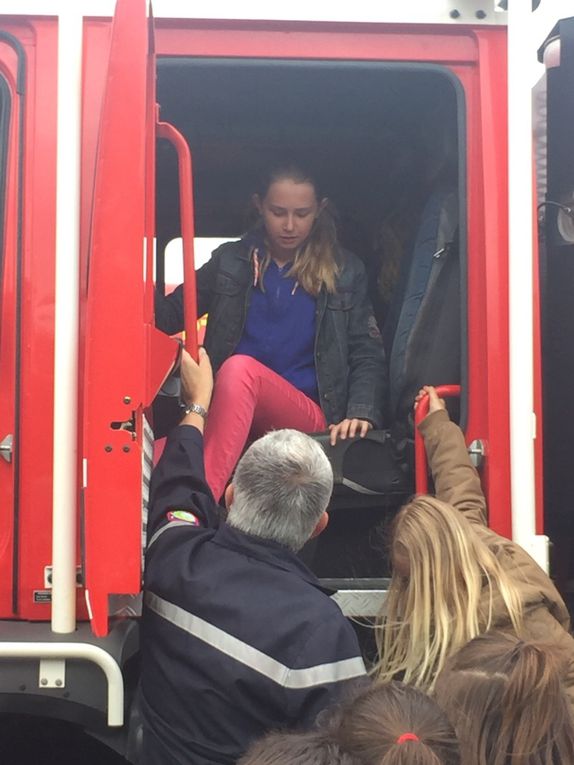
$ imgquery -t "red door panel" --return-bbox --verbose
[0,38,21,618]
[82,0,176,636]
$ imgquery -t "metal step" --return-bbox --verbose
[321,578,390,617]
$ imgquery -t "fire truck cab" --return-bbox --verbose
[0,0,569,757]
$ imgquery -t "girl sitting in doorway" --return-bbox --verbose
[156,162,386,500]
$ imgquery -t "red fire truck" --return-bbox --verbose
[0,0,571,757]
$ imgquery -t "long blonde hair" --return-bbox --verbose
[254,162,339,296]
[374,496,524,691]
[434,632,574,765]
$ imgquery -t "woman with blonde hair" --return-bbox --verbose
[156,161,385,500]
[434,631,574,765]
[374,386,574,701]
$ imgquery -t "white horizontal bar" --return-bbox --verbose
[1,0,507,25]
[0,643,124,725]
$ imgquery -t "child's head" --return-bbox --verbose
[434,631,574,765]
[375,496,523,690]
[254,162,325,207]
[238,730,356,765]
[335,681,460,765]
[251,161,338,295]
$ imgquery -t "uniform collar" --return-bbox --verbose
[211,523,333,594]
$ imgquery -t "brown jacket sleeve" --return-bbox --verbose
[418,409,487,526]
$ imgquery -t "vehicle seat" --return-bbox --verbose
[385,188,460,428]
[312,188,460,510]
[312,429,410,510]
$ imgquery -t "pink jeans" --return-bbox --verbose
[203,355,327,501]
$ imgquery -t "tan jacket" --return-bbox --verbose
[419,409,574,704]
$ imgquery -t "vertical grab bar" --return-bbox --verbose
[414,385,461,494]
[156,120,198,360]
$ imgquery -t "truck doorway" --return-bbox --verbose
[154,58,466,579]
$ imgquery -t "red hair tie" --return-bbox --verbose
[396,733,419,744]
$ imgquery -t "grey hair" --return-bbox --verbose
[228,429,333,552]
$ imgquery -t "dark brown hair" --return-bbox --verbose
[238,730,356,765]
[335,681,460,765]
[434,631,574,765]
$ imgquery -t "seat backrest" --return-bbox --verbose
[386,189,460,424]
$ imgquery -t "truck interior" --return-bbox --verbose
[538,18,574,599]
[152,58,465,581]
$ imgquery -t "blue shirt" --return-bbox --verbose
[234,259,318,402]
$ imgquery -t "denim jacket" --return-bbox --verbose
[155,240,386,427]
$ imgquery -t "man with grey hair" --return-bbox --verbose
[140,349,366,765]
[229,427,333,552]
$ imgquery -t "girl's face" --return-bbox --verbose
[254,178,325,260]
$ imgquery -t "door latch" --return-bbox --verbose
[0,434,13,463]
[468,439,486,468]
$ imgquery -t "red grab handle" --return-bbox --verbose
[156,120,198,360]
[414,385,461,494]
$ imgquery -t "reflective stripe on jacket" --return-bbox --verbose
[141,425,367,765]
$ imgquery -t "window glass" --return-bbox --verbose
[164,236,236,292]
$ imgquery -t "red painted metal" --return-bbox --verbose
[145,30,181,420]
[156,120,199,360]
[0,37,20,618]
[82,0,153,636]
[472,30,511,537]
[414,385,462,494]
[0,21,60,621]
[17,22,60,620]
[155,22,479,63]
[532,169,544,535]
[77,20,113,625]
[1,11,520,632]
[152,21,514,531]
[151,25,513,536]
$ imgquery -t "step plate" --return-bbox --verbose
[320,578,389,618]
[331,588,388,617]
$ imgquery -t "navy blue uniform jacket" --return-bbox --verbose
[140,424,366,765]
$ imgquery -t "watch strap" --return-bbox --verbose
[183,402,208,420]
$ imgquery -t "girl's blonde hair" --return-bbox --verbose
[434,632,574,765]
[374,496,523,691]
[254,162,339,296]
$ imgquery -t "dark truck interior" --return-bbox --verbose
[538,18,574,600]
[153,58,465,581]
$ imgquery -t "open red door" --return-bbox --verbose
[83,0,177,636]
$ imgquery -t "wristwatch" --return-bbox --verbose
[183,402,208,420]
